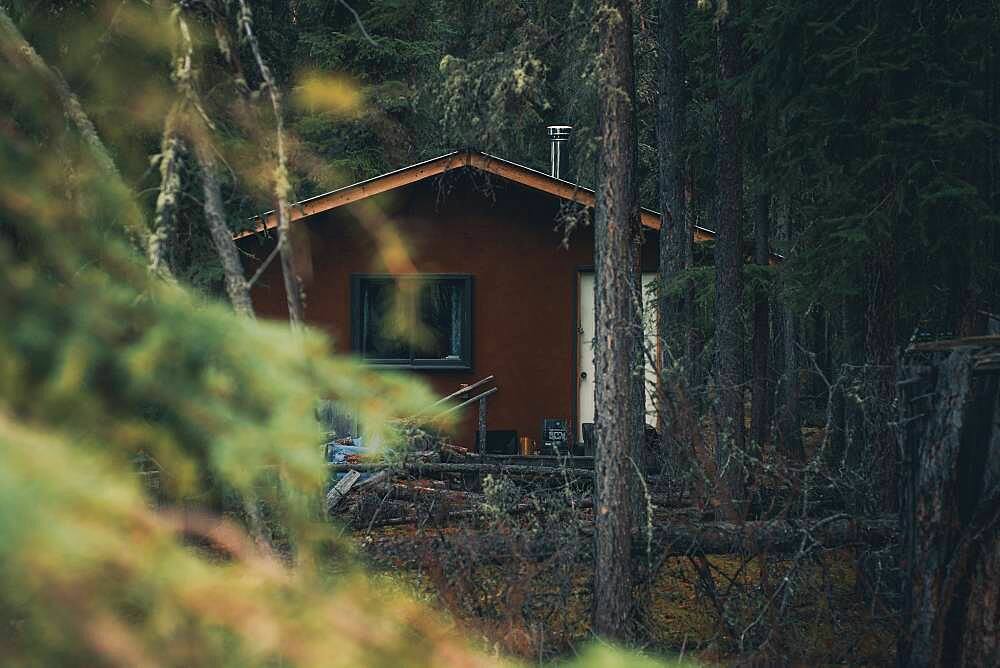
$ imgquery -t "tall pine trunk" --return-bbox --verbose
[864,235,898,511]
[592,0,643,641]
[656,0,691,474]
[750,131,770,450]
[774,188,803,458]
[713,0,745,517]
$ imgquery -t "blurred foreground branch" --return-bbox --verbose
[0,8,120,181]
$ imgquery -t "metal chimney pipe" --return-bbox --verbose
[547,125,571,179]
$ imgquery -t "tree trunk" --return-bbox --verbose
[236,0,305,327]
[774,189,803,459]
[713,0,746,518]
[194,143,255,317]
[148,117,184,281]
[656,0,691,475]
[826,299,848,466]
[898,345,1000,667]
[592,0,642,642]
[778,304,803,458]
[750,130,770,450]
[864,236,898,511]
[683,173,699,391]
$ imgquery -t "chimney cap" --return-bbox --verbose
[547,125,572,141]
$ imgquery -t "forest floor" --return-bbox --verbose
[354,524,897,666]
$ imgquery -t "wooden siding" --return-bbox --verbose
[243,173,659,448]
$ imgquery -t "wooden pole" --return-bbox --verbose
[477,395,488,458]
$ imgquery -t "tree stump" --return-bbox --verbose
[898,340,1000,667]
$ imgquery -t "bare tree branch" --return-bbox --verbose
[149,116,184,281]
[247,244,281,288]
[173,11,255,317]
[235,0,305,328]
[195,142,255,317]
[338,0,378,47]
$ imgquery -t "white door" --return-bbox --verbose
[577,272,658,443]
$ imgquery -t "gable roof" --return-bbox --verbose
[236,149,718,242]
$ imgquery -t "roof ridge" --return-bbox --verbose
[235,149,725,248]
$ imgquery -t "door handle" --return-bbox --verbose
[580,371,587,380]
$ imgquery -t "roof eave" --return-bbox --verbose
[234,149,732,251]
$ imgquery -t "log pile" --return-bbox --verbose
[325,437,897,561]
[322,372,902,561]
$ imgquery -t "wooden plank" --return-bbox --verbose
[468,152,599,208]
[234,153,465,239]
[466,152,719,240]
[325,469,361,512]
[432,386,499,419]
[412,375,496,417]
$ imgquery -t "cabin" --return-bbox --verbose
[237,148,716,455]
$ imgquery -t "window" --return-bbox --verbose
[351,274,473,370]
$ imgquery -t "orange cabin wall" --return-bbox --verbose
[241,172,659,449]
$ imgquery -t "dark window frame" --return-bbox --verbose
[350,273,474,371]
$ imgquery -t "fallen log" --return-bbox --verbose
[644,515,896,556]
[357,502,551,530]
[381,483,485,504]
[352,469,394,491]
[358,515,897,562]
[359,508,485,529]
[325,469,360,513]
[328,462,594,477]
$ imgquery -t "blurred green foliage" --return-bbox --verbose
[0,36,466,662]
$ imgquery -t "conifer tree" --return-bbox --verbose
[712,0,745,517]
[656,0,694,472]
[592,0,643,642]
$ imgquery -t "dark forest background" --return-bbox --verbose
[12,0,998,342]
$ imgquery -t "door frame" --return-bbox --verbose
[572,265,594,446]
[572,266,662,446]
